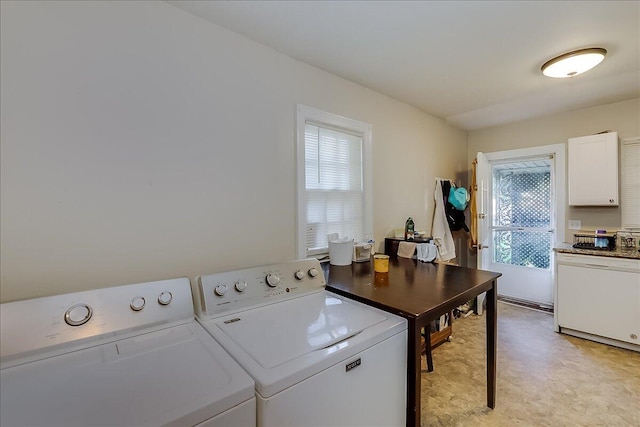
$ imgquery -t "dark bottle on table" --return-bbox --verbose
[405,217,415,240]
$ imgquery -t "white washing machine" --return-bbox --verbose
[0,278,256,427]
[193,259,407,427]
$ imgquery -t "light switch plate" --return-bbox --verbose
[568,220,581,230]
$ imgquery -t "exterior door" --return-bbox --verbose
[475,144,566,309]
[488,157,554,306]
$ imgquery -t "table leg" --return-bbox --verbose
[424,328,433,372]
[406,320,421,427]
[486,280,497,409]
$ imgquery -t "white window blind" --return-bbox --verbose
[296,106,372,258]
[621,137,640,229]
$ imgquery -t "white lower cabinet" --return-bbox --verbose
[555,253,640,350]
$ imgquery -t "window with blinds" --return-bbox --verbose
[296,106,372,258]
[621,137,640,229]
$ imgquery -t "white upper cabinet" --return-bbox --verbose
[568,132,619,206]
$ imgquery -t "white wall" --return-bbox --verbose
[0,1,467,302]
[467,98,640,257]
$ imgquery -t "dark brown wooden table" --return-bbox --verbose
[324,258,501,427]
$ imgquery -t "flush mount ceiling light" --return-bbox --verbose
[541,47,607,78]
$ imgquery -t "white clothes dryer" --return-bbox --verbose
[193,259,407,427]
[0,278,256,427]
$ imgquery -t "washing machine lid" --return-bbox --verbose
[214,291,387,369]
[0,322,255,427]
[206,291,406,398]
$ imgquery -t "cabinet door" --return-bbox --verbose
[568,132,618,206]
[557,264,640,344]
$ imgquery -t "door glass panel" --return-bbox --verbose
[493,165,551,228]
[493,230,551,269]
[491,160,552,270]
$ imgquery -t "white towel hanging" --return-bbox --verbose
[432,178,456,262]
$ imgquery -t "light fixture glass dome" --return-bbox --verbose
[541,48,607,78]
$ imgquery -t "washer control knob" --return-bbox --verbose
[308,268,319,278]
[214,284,228,296]
[235,281,247,292]
[130,296,146,311]
[64,303,93,326]
[266,273,280,287]
[294,270,305,280]
[158,291,173,305]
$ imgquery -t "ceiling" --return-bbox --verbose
[168,1,640,130]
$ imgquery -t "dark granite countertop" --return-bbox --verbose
[554,243,640,260]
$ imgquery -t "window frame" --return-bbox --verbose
[621,137,640,230]
[295,105,373,259]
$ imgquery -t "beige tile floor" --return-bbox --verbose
[421,302,640,426]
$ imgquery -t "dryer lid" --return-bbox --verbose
[214,292,387,369]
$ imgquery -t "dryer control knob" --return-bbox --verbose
[214,284,228,296]
[64,303,93,326]
[130,296,146,311]
[235,281,247,292]
[158,291,173,305]
[308,268,319,278]
[294,270,305,280]
[266,273,280,287]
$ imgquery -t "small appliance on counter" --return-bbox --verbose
[572,230,616,251]
[353,241,374,262]
[617,230,639,252]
